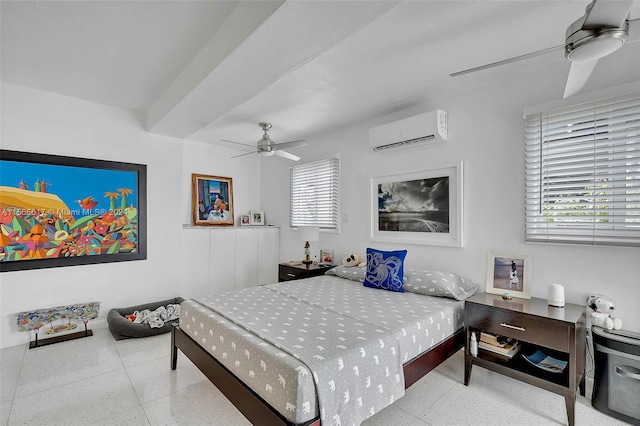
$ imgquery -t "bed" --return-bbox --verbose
[171,264,477,425]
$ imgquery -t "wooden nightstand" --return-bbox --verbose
[278,262,334,282]
[464,293,586,426]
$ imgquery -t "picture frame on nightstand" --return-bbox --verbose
[319,249,333,265]
[486,251,531,299]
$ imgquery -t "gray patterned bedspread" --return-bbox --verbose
[196,286,405,426]
[179,275,463,425]
[180,299,318,423]
[266,275,465,363]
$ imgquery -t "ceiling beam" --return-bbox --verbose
[146,0,400,139]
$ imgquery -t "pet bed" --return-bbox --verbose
[108,297,184,340]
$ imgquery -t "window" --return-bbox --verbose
[290,157,339,231]
[524,93,640,247]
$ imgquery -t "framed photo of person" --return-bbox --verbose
[249,210,264,226]
[486,251,531,299]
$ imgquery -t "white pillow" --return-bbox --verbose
[404,269,478,300]
[325,265,367,282]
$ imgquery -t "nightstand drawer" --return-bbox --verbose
[467,302,570,352]
[279,268,304,281]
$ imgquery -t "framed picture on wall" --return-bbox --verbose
[192,174,234,226]
[486,251,531,299]
[240,214,251,226]
[370,162,463,247]
[0,149,147,272]
[250,210,264,226]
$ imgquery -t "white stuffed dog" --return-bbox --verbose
[586,295,622,330]
[342,254,366,268]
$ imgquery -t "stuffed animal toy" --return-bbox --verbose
[342,254,366,267]
[586,294,622,330]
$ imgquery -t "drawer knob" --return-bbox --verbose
[500,323,526,332]
[287,273,296,278]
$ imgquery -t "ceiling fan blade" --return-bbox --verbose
[274,150,300,161]
[628,18,640,42]
[450,44,564,77]
[231,151,257,159]
[273,139,309,150]
[221,139,253,148]
[583,0,633,28]
[563,59,598,98]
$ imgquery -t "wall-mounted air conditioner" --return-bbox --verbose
[369,110,447,153]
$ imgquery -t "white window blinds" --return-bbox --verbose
[524,93,640,247]
[290,157,340,230]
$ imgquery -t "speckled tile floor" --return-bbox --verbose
[0,329,630,425]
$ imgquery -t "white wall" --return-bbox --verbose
[179,133,262,299]
[0,83,261,348]
[261,77,640,333]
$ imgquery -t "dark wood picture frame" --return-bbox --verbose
[0,149,147,272]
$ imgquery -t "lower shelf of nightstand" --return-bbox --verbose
[467,351,570,394]
[472,342,571,389]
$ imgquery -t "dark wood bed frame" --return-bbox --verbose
[171,324,464,426]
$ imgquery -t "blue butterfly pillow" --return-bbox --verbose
[363,248,407,292]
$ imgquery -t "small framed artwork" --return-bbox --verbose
[486,251,531,299]
[319,249,333,265]
[240,214,251,226]
[192,174,234,226]
[249,210,264,226]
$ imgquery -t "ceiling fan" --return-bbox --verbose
[222,122,309,161]
[451,0,639,98]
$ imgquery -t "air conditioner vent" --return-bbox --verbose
[369,110,447,153]
[372,135,436,152]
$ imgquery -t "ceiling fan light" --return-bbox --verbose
[260,150,275,157]
[568,36,626,61]
[565,26,628,62]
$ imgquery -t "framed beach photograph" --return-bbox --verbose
[370,163,463,247]
[486,251,531,299]
[0,149,147,272]
[192,174,234,226]
[319,249,333,265]
[250,210,264,226]
[240,214,251,226]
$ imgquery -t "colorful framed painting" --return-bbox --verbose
[370,162,463,247]
[0,150,147,272]
[192,174,234,226]
[486,251,531,299]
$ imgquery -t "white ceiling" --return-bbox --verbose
[2,0,639,150]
